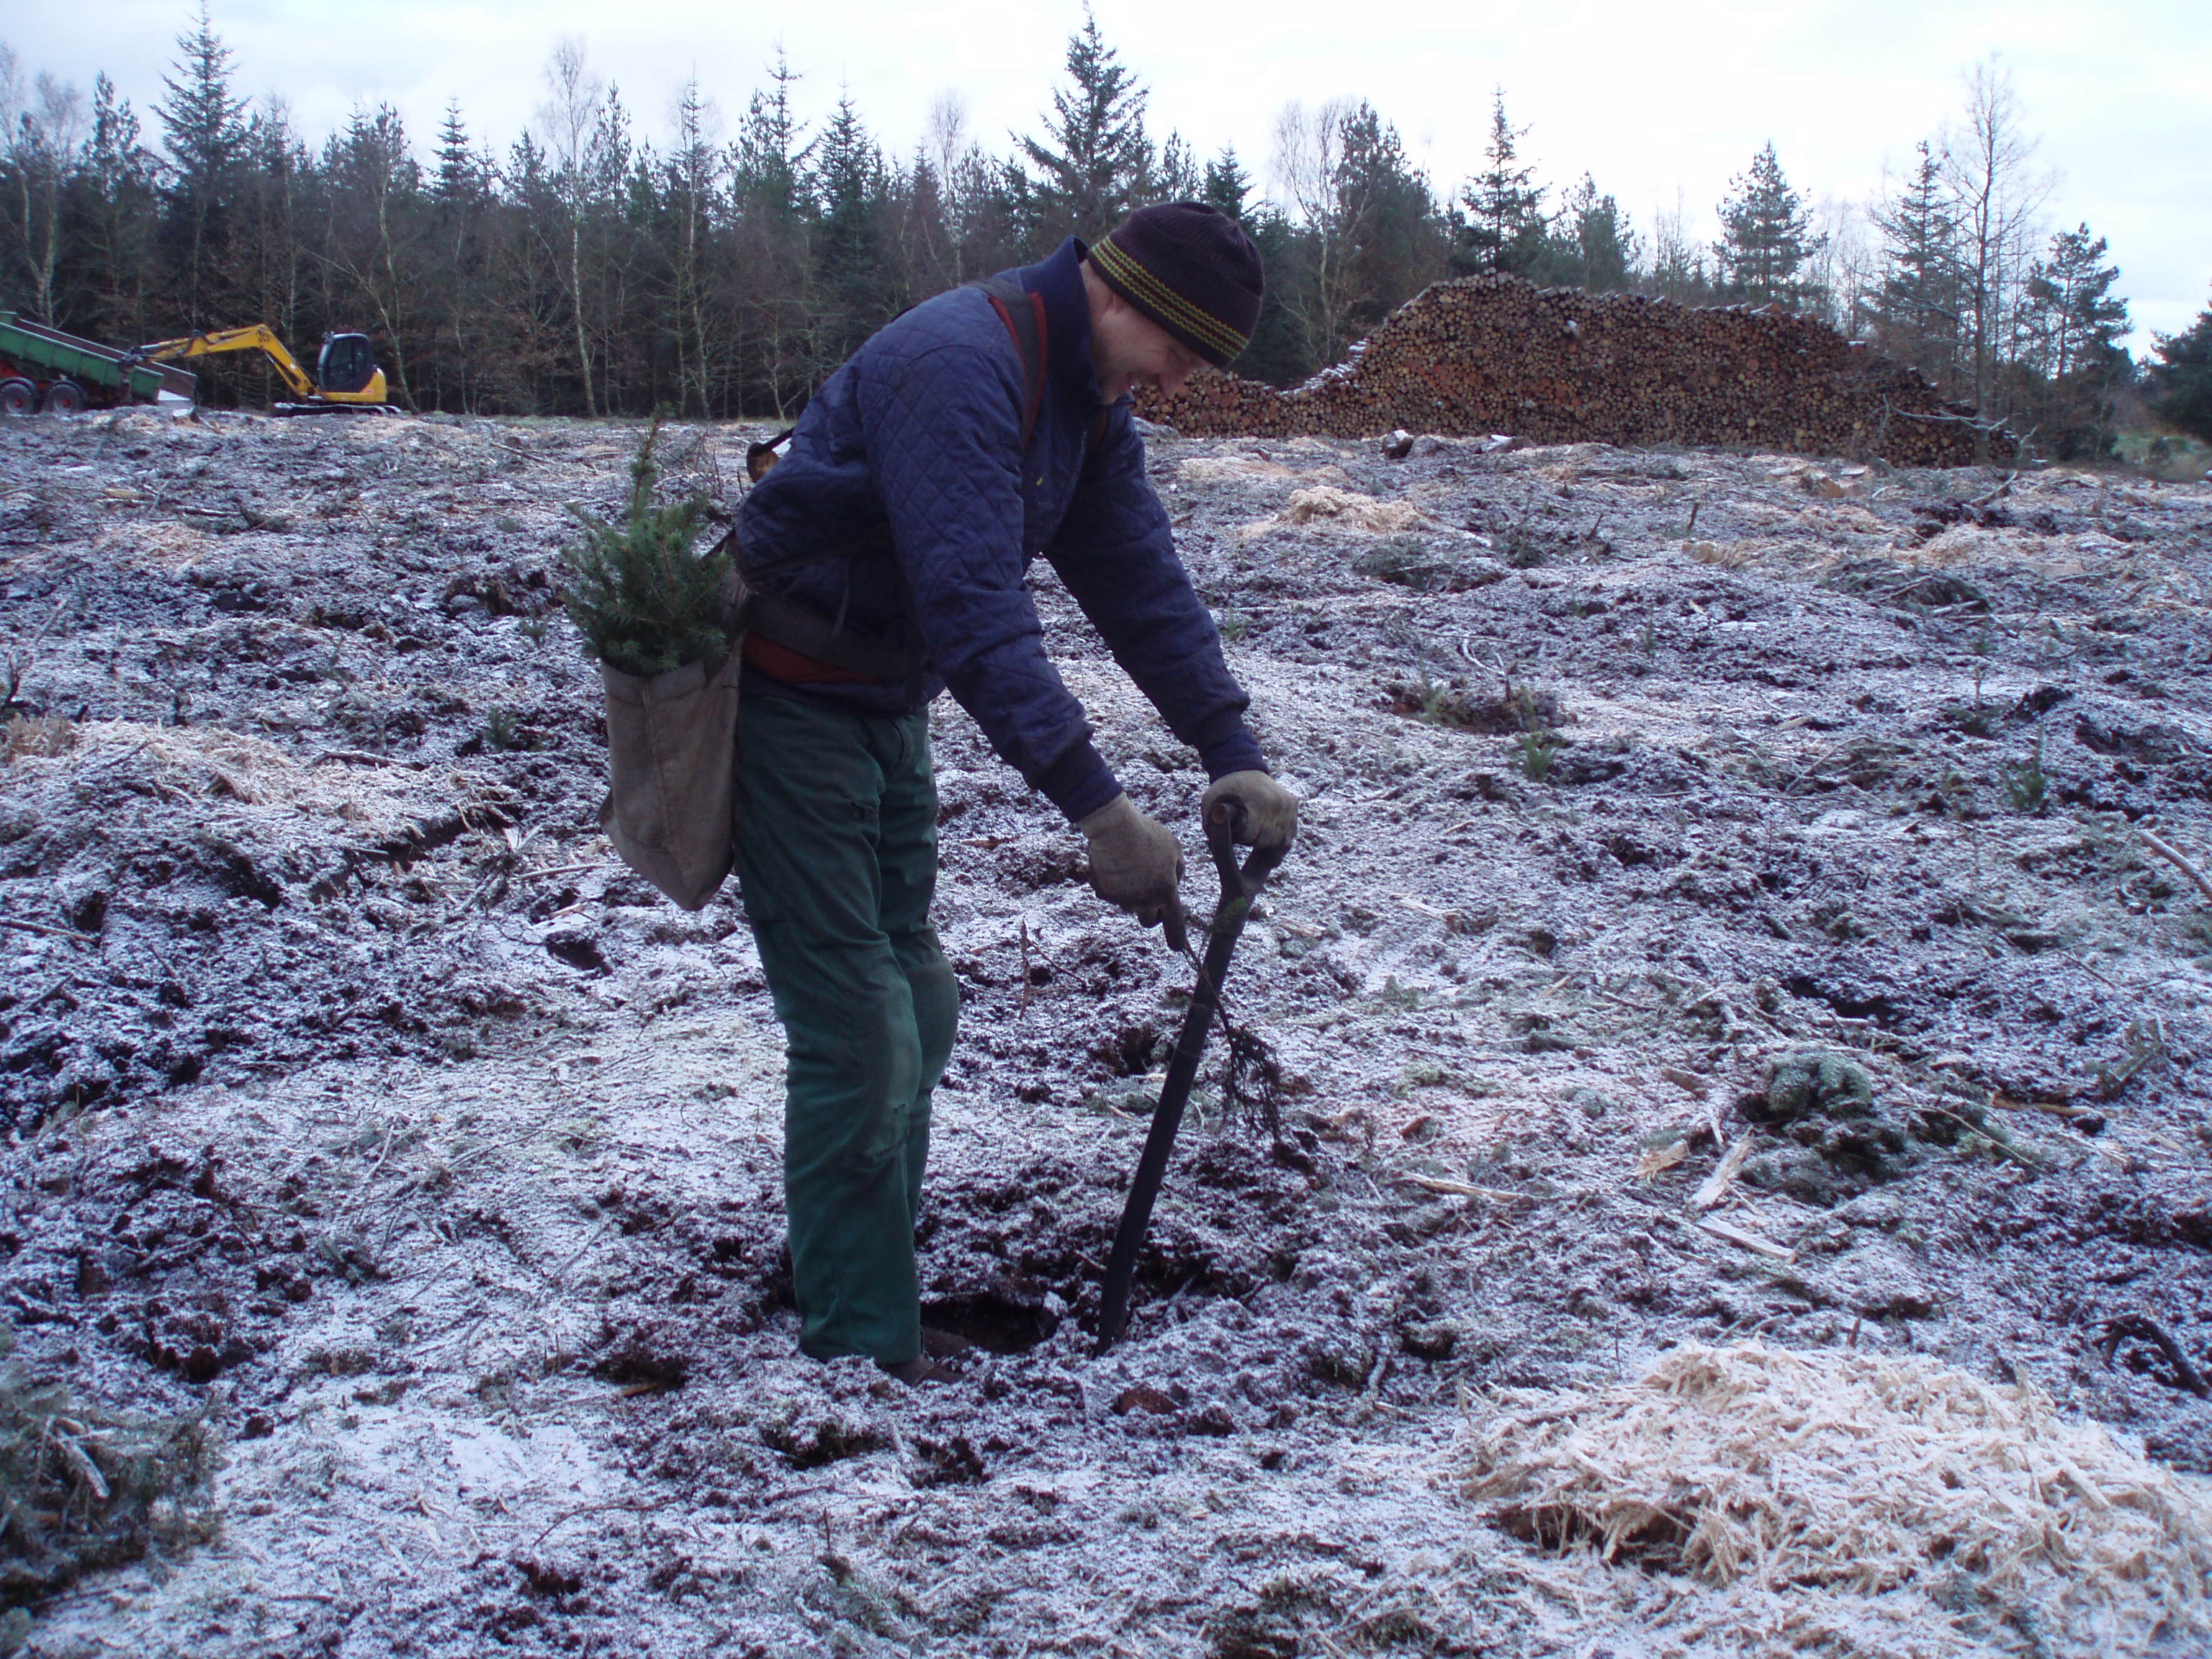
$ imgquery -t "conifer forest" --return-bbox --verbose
[4,10,2207,457]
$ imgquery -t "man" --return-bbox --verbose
[735,202,1298,1383]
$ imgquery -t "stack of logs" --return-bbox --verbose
[1137,275,2014,467]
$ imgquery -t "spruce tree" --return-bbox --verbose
[1204,142,1304,384]
[426,101,487,412]
[663,78,725,416]
[811,95,894,369]
[1335,104,1441,336]
[1202,146,1252,222]
[732,52,809,230]
[1453,91,1545,277]
[1713,143,1824,310]
[732,50,814,416]
[155,1,248,325]
[1234,202,1308,387]
[2149,299,2212,444]
[1152,132,1200,204]
[562,414,726,678]
[76,74,158,340]
[1551,174,1640,292]
[1868,141,1961,390]
[433,101,482,208]
[890,155,958,298]
[2019,223,2131,459]
[1016,6,1153,243]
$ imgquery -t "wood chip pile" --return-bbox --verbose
[1467,1341,2212,1653]
[1138,276,2013,467]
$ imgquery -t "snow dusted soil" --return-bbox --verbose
[2,408,2210,1656]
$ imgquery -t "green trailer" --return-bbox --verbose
[0,311,197,415]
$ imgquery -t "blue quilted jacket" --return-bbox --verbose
[737,237,1264,822]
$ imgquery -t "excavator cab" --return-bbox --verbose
[318,333,378,396]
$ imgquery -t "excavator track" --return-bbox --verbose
[272,402,405,417]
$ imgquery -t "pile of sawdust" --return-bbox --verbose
[1,713,75,763]
[1468,1341,2211,1653]
[45,721,434,827]
[1177,454,1295,487]
[1239,485,1437,540]
[0,721,506,876]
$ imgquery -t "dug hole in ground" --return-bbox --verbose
[1,408,2209,1657]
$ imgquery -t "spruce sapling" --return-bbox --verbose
[562,414,728,678]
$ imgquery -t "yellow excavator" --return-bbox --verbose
[128,325,403,415]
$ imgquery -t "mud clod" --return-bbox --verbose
[757,1393,887,1467]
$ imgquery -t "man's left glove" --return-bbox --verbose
[1202,771,1298,850]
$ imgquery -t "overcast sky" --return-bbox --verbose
[6,0,2208,351]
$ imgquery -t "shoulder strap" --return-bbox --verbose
[976,274,1114,460]
[977,274,1048,451]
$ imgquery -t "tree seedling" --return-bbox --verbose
[2000,734,2048,813]
[1515,688,1560,782]
[1946,663,2000,737]
[562,411,727,677]
[481,708,538,752]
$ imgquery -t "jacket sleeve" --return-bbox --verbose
[1044,408,1267,781]
[859,339,1121,820]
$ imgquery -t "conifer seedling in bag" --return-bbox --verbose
[566,414,744,912]
[562,414,728,677]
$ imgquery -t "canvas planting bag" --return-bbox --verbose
[595,569,745,912]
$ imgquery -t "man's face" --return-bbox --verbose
[1088,284,1206,403]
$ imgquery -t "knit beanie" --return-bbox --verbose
[1087,202,1264,368]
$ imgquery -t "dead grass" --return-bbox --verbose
[1467,1341,2212,1654]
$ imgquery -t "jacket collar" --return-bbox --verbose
[1020,236,1107,412]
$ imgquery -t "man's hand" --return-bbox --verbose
[1202,771,1298,850]
[1078,794,1185,931]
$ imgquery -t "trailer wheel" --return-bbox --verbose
[0,379,35,417]
[40,380,86,415]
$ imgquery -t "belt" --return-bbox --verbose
[720,528,925,687]
[742,631,878,685]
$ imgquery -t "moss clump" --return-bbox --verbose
[0,1326,216,1614]
[1748,1050,1875,1123]
[562,414,728,678]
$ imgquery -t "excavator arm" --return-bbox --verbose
[134,326,319,401]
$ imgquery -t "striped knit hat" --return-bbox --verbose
[1088,202,1264,368]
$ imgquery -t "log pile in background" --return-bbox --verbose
[1139,275,2013,467]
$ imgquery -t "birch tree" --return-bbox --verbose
[535,39,606,415]
[1945,60,2049,418]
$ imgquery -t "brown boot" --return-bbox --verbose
[879,1354,961,1387]
[920,1326,976,1362]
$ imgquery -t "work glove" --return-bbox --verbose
[1201,770,1299,850]
[1078,794,1186,932]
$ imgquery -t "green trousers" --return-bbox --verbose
[734,693,958,1366]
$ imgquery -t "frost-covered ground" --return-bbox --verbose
[2,408,2210,1656]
